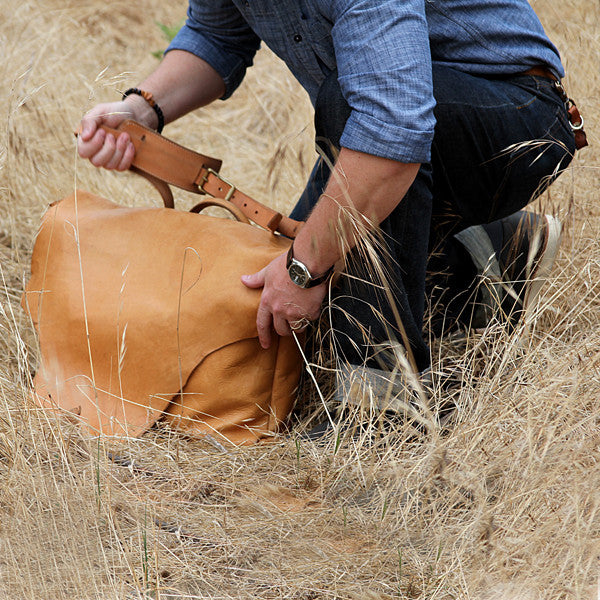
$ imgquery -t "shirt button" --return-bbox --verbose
[293,33,303,43]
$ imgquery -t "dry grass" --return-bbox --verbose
[1,0,600,598]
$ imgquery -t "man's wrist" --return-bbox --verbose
[122,93,160,130]
[286,244,334,288]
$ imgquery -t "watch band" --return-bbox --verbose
[286,245,334,288]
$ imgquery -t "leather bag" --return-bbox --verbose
[22,121,304,445]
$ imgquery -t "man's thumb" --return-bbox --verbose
[241,269,266,289]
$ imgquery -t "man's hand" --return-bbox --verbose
[77,97,158,170]
[77,51,228,172]
[77,101,136,170]
[240,150,419,351]
[241,252,326,349]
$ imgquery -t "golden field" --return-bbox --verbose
[0,1,599,598]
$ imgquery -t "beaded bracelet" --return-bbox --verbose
[122,88,165,134]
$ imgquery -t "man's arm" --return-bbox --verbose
[77,50,226,169]
[291,148,420,277]
[241,1,434,348]
[79,0,260,168]
[242,147,420,349]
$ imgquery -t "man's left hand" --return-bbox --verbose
[241,252,326,349]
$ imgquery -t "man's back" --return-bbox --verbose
[170,0,565,163]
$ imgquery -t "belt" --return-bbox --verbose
[522,67,588,150]
[523,66,559,81]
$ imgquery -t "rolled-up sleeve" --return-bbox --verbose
[331,0,436,163]
[167,0,261,100]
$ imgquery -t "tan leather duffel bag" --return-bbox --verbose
[22,121,304,445]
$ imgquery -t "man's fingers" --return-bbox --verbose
[77,127,105,159]
[79,105,113,141]
[78,101,137,163]
[104,133,132,171]
[90,133,117,168]
[256,305,273,349]
[116,141,136,171]
[79,119,97,142]
[241,268,266,289]
[79,109,104,141]
[78,121,134,170]
[273,315,292,338]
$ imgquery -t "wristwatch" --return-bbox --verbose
[286,245,334,289]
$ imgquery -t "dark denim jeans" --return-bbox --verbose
[291,65,576,372]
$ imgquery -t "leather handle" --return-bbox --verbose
[77,120,303,238]
[98,120,223,193]
[199,170,302,238]
[131,168,174,208]
[189,198,250,224]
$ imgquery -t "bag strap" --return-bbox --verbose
[92,120,303,238]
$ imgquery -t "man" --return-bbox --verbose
[78,1,578,419]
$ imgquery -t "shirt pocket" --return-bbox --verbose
[304,13,335,71]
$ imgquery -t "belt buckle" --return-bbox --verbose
[199,168,237,202]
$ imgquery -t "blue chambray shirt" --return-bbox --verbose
[167,0,564,164]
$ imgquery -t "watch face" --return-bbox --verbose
[288,260,310,287]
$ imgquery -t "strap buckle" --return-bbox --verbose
[199,168,237,202]
[552,80,588,148]
[567,103,585,131]
[552,79,569,103]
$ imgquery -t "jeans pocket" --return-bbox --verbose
[505,77,541,110]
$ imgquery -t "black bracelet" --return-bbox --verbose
[122,87,165,134]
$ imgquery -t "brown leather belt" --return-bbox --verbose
[523,66,559,81]
[522,67,588,150]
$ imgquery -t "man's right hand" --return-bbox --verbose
[77,51,228,171]
[77,101,138,170]
[77,93,158,170]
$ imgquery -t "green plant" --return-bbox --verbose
[152,21,184,59]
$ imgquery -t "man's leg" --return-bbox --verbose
[294,68,575,438]
[292,67,576,374]
[426,66,576,333]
